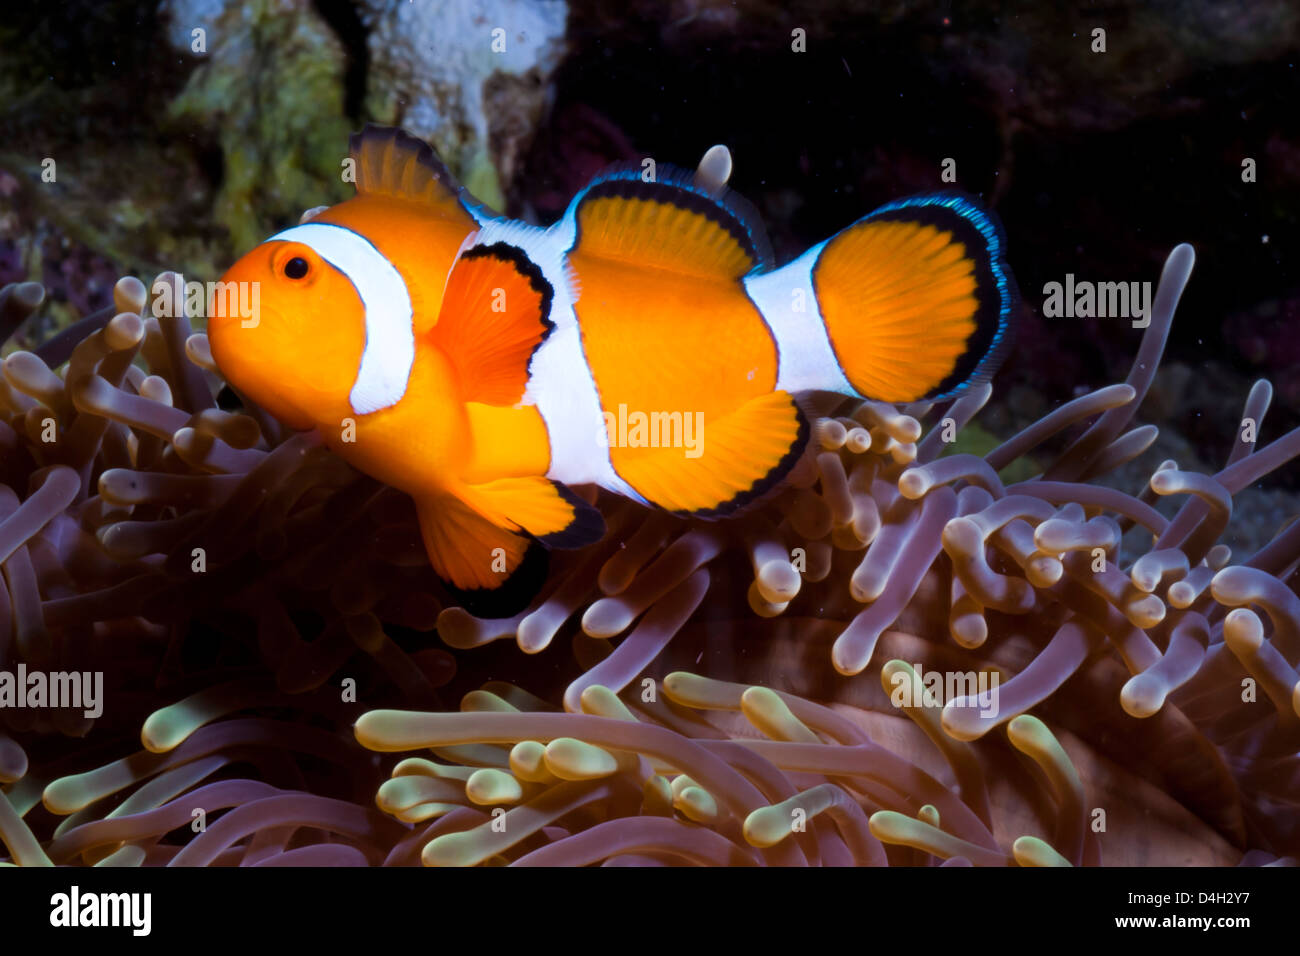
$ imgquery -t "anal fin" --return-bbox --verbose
[611,390,810,517]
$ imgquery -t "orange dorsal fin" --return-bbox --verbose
[567,165,772,281]
[349,124,469,220]
[431,242,554,406]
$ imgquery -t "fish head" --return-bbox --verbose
[208,234,367,430]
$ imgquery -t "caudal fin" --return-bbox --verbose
[753,193,1016,404]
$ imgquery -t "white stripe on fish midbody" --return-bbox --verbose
[465,212,649,505]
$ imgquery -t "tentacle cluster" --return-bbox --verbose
[0,245,1297,866]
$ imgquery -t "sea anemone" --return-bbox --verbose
[0,243,1296,867]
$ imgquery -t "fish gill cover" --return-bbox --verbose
[0,0,1296,910]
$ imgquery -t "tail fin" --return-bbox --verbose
[748,192,1016,403]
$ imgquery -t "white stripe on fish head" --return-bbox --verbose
[265,222,414,416]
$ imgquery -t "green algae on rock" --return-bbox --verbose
[164,0,355,254]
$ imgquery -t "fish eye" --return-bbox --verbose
[284,257,309,280]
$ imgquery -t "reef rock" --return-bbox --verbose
[361,0,568,211]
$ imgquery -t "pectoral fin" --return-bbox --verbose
[414,493,545,617]
[431,243,555,406]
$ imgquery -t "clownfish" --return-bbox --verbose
[208,126,1016,612]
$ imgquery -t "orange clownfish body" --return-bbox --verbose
[208,126,1016,612]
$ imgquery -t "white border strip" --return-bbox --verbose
[744,241,856,396]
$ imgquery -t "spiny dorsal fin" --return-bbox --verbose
[566,163,773,281]
[431,241,555,406]
[349,124,469,219]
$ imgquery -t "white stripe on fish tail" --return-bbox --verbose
[265,222,415,416]
[745,242,858,397]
